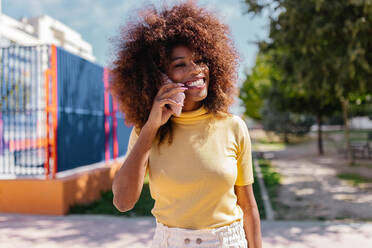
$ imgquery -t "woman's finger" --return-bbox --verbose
[157,82,184,96]
[160,87,187,99]
[158,98,183,108]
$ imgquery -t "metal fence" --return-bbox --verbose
[0,45,50,178]
[0,45,131,179]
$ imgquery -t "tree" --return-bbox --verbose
[240,53,278,120]
[259,88,315,144]
[260,102,314,144]
[244,0,372,163]
[240,50,340,154]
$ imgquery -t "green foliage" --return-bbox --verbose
[244,0,372,157]
[252,160,266,219]
[243,0,273,15]
[349,93,372,117]
[337,173,372,186]
[245,0,372,100]
[257,159,281,210]
[240,51,315,140]
[260,99,315,142]
[240,53,279,120]
[69,183,154,216]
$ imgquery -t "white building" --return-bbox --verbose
[350,116,372,130]
[0,12,95,61]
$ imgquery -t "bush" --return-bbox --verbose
[69,183,154,216]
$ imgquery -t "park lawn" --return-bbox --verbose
[324,129,372,142]
[251,129,313,146]
[256,159,281,211]
[69,174,153,216]
[337,173,372,186]
[69,161,268,219]
[252,160,265,219]
[324,129,372,134]
[252,142,286,152]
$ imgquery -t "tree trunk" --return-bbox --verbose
[340,96,353,165]
[283,131,289,144]
[317,114,324,155]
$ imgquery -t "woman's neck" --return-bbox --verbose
[181,101,202,112]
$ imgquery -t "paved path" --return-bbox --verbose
[1,214,372,247]
[269,138,372,221]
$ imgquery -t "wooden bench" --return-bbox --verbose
[351,131,372,160]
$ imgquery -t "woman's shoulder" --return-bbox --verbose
[213,112,247,131]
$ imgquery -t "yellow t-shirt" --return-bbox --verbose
[126,106,254,229]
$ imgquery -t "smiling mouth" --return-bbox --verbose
[184,78,206,89]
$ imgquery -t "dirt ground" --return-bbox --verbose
[250,129,372,221]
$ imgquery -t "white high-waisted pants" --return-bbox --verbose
[151,219,248,248]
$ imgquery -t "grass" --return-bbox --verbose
[69,174,154,217]
[252,143,286,152]
[337,173,372,186]
[354,163,372,168]
[252,160,265,219]
[69,184,154,216]
[257,159,281,211]
[254,140,285,145]
[285,134,313,145]
[325,129,372,145]
[251,131,312,147]
[324,129,372,134]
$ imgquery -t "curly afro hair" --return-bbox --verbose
[109,1,239,144]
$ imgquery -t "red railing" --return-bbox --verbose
[44,45,58,179]
[103,68,118,164]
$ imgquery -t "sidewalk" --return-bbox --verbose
[1,214,371,247]
[269,136,372,221]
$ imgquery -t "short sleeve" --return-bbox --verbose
[234,118,254,186]
[126,127,149,174]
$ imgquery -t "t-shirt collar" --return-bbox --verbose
[171,105,210,124]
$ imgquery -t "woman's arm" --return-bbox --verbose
[235,184,262,248]
[112,123,157,212]
[112,83,186,212]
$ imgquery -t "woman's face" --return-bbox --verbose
[166,45,209,111]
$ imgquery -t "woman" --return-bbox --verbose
[110,2,262,247]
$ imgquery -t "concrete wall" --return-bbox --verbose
[0,161,121,215]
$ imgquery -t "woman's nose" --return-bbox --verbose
[188,61,202,75]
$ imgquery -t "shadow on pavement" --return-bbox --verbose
[0,214,155,248]
[1,214,372,248]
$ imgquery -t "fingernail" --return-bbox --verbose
[177,83,184,86]
[180,87,187,90]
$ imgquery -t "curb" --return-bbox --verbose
[253,155,275,220]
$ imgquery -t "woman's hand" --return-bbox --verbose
[145,83,187,129]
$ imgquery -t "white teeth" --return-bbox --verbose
[187,79,204,87]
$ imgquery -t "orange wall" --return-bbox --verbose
[0,162,121,215]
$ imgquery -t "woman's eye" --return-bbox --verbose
[175,63,185,67]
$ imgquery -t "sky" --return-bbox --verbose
[2,0,270,113]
